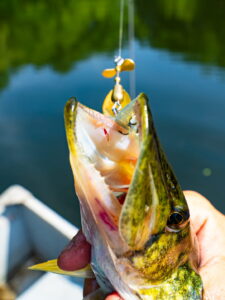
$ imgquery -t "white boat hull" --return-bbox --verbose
[0,185,83,299]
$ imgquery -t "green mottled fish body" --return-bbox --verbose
[128,227,202,299]
[64,93,203,299]
[138,264,202,299]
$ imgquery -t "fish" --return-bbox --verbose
[31,93,203,299]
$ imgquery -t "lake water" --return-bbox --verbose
[0,0,225,226]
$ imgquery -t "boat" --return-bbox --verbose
[0,185,83,300]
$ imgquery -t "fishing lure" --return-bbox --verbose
[31,57,203,299]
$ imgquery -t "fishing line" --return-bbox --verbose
[118,0,136,98]
[102,0,136,116]
[128,0,136,99]
[118,0,125,58]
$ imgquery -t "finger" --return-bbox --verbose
[105,292,124,300]
[57,229,91,271]
[200,257,225,300]
[83,278,99,297]
[184,190,215,235]
[184,191,225,265]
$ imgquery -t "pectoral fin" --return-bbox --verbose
[29,259,94,278]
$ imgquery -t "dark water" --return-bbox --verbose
[0,0,225,226]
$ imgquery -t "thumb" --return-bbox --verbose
[57,229,91,271]
[184,190,225,265]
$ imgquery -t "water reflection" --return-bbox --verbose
[1,0,225,90]
[137,0,225,68]
[0,0,122,89]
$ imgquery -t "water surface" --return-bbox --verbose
[0,0,225,226]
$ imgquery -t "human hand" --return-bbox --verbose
[57,191,225,300]
[184,191,225,299]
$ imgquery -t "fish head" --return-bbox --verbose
[64,93,202,299]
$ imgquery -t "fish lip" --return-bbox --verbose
[64,97,77,119]
[64,97,78,156]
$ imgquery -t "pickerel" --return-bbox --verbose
[31,93,203,299]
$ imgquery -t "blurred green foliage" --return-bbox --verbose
[137,0,225,66]
[0,0,225,89]
[0,0,121,74]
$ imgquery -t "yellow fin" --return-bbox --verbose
[102,89,131,116]
[102,68,117,78]
[29,259,94,278]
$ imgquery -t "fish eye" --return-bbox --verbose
[166,209,189,231]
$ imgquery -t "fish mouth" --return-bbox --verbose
[64,94,181,253]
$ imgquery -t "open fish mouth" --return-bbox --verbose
[64,93,176,254]
[31,93,203,299]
